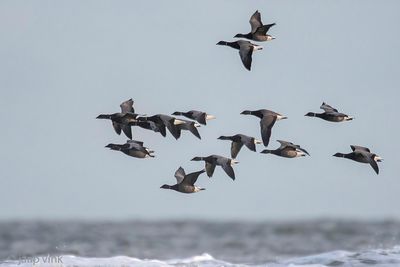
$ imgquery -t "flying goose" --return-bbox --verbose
[261,140,310,158]
[172,110,216,125]
[160,167,206,194]
[305,102,353,122]
[137,114,185,140]
[216,40,262,71]
[240,109,287,147]
[333,145,383,174]
[218,134,262,158]
[96,99,138,139]
[191,155,238,180]
[175,119,202,139]
[234,10,276,42]
[105,140,154,159]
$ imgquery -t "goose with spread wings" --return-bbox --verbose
[96,98,138,139]
[261,140,310,158]
[216,40,262,71]
[240,109,287,147]
[234,10,276,42]
[218,134,262,159]
[160,167,206,193]
[105,140,154,159]
[305,102,353,122]
[191,155,239,180]
[333,145,383,174]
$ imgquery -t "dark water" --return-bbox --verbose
[1,220,400,266]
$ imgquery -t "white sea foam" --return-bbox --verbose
[2,247,400,267]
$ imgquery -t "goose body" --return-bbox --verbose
[160,167,206,194]
[96,99,138,139]
[191,155,238,180]
[218,134,262,158]
[234,10,276,42]
[216,40,262,71]
[333,145,382,174]
[305,102,353,122]
[172,110,215,125]
[261,140,310,158]
[105,140,154,159]
[240,109,287,147]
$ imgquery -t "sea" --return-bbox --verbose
[1,220,400,267]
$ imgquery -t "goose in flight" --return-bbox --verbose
[191,155,238,180]
[305,102,353,122]
[234,10,276,42]
[96,98,138,139]
[261,140,310,158]
[218,134,262,158]
[216,40,262,71]
[333,145,383,175]
[240,109,287,147]
[105,140,154,159]
[160,167,206,194]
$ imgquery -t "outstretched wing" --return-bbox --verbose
[239,43,254,71]
[221,163,236,180]
[231,141,244,159]
[205,162,216,177]
[241,135,257,152]
[120,99,135,113]
[112,121,122,135]
[260,115,277,147]
[368,155,379,174]
[249,10,263,33]
[122,125,132,139]
[320,102,338,113]
[182,170,205,186]
[350,145,371,153]
[255,23,276,35]
[174,167,186,184]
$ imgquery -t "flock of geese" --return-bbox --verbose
[96,10,383,193]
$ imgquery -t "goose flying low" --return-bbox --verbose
[333,145,383,174]
[218,134,262,158]
[234,10,276,42]
[261,140,310,158]
[160,167,206,194]
[191,155,238,180]
[216,40,262,71]
[240,109,287,147]
[305,102,353,122]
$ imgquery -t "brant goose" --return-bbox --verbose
[305,102,353,122]
[218,134,262,158]
[333,145,383,174]
[240,109,287,147]
[234,10,276,42]
[96,99,138,139]
[216,40,262,71]
[261,140,310,158]
[105,140,154,159]
[160,167,206,194]
[191,155,238,180]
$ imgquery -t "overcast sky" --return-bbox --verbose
[0,0,399,221]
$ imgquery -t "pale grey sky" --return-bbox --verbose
[0,0,399,221]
